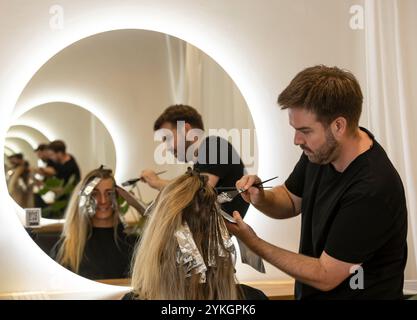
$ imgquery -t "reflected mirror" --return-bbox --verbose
[5,103,116,218]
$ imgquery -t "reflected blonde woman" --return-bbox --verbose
[51,166,139,280]
[127,168,267,300]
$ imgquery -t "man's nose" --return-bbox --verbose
[294,131,304,146]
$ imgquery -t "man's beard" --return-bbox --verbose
[173,140,193,162]
[302,129,339,164]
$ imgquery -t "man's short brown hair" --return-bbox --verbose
[49,140,66,153]
[277,65,363,132]
[8,153,24,160]
[34,143,50,152]
[154,104,204,131]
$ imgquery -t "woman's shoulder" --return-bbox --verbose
[121,291,139,300]
[239,284,269,300]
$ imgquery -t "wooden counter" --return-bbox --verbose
[244,280,294,300]
[28,223,63,234]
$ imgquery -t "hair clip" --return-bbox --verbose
[186,166,199,175]
[98,164,113,172]
[186,167,207,192]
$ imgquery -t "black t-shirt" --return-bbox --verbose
[285,128,407,300]
[40,159,59,179]
[51,224,138,280]
[45,159,56,168]
[54,155,81,185]
[194,136,249,218]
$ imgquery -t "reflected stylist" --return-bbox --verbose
[141,104,249,218]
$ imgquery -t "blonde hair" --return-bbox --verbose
[55,168,120,273]
[130,172,241,299]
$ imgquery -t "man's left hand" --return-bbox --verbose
[225,211,258,245]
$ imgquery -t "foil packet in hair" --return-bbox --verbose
[214,204,265,273]
[207,205,237,268]
[217,192,234,204]
[175,222,207,283]
[79,177,101,217]
[217,211,235,255]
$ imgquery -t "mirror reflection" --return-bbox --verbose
[5,103,116,219]
[7,29,257,283]
[50,167,139,280]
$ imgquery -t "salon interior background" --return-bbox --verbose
[0,0,416,299]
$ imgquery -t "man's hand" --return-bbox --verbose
[37,166,56,177]
[225,211,259,245]
[235,175,266,206]
[226,212,357,292]
[140,169,163,190]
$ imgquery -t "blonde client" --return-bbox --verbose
[125,168,267,300]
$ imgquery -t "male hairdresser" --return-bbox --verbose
[227,65,408,299]
[140,104,249,218]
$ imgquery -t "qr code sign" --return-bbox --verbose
[25,208,41,227]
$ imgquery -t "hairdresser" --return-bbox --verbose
[140,104,249,218]
[226,65,408,300]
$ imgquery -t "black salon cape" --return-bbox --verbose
[50,223,138,280]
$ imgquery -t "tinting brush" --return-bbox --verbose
[121,170,167,187]
[216,176,278,203]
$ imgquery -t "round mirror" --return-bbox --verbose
[6,29,257,283]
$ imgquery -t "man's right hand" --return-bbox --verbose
[140,169,163,190]
[236,175,266,206]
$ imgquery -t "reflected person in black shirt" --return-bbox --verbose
[226,65,407,300]
[48,140,81,185]
[51,167,138,280]
[140,104,249,218]
[34,141,81,217]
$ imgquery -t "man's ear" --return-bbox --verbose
[331,117,347,138]
[184,122,192,132]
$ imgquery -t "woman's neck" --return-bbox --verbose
[91,218,114,228]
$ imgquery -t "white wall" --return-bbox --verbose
[0,0,414,298]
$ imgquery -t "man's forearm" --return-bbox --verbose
[247,235,331,291]
[252,188,296,219]
[40,167,56,176]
